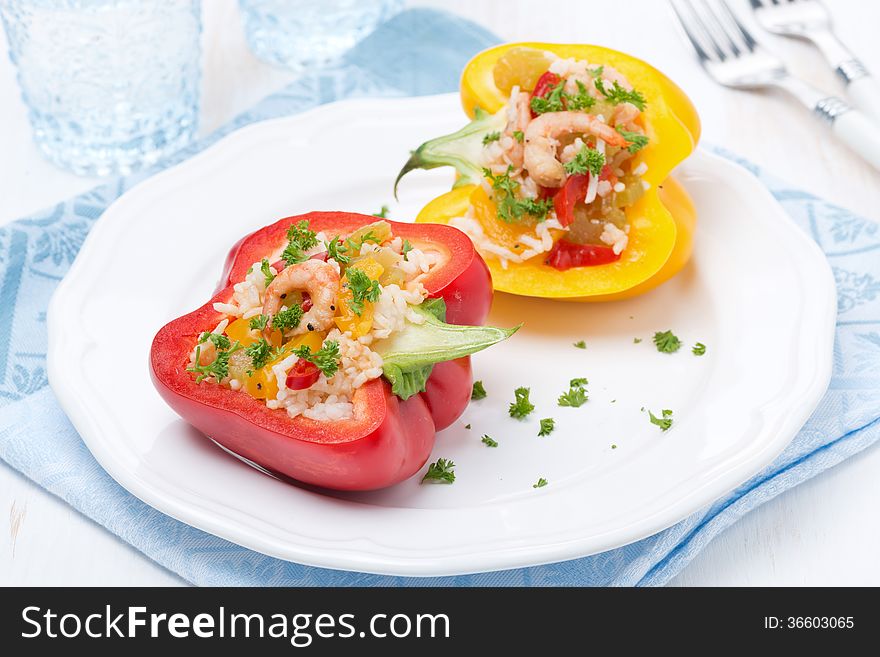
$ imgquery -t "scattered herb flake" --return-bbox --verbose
[538,418,555,437]
[421,458,456,484]
[344,267,381,316]
[509,387,535,419]
[633,337,642,344]
[533,477,548,489]
[293,341,341,378]
[464,423,471,430]
[692,342,707,356]
[245,338,272,370]
[401,239,413,261]
[481,434,498,448]
[653,330,682,353]
[249,314,269,332]
[573,340,587,349]
[513,129,524,143]
[616,126,649,153]
[260,258,275,287]
[648,408,674,431]
[563,143,605,176]
[372,205,390,218]
[594,77,647,111]
[482,131,501,145]
[569,377,588,388]
[471,380,487,400]
[325,236,351,265]
[558,385,588,408]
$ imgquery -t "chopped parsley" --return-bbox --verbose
[692,342,707,356]
[482,166,553,223]
[530,79,568,114]
[245,338,272,370]
[594,77,647,111]
[188,339,241,383]
[293,340,340,378]
[464,423,471,430]
[633,337,642,344]
[611,444,618,449]
[563,144,605,176]
[566,80,595,111]
[533,477,548,489]
[344,267,381,316]
[513,129,524,143]
[653,330,682,353]
[325,236,351,265]
[471,380,487,400]
[558,385,588,408]
[617,126,649,153]
[401,239,413,261]
[570,377,588,388]
[372,205,390,219]
[648,408,674,431]
[198,332,231,350]
[589,65,604,78]
[482,131,501,145]
[538,418,555,437]
[573,340,587,349]
[509,386,535,419]
[249,314,270,332]
[281,220,319,266]
[421,458,456,484]
[481,434,498,448]
[272,304,304,332]
[260,258,275,287]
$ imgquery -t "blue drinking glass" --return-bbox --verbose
[239,0,403,70]
[0,0,202,176]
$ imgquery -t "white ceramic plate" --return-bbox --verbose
[48,94,836,576]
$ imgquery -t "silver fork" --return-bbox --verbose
[670,0,880,170]
[751,0,880,120]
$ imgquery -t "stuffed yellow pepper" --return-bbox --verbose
[395,43,700,301]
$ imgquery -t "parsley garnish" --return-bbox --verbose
[421,458,456,484]
[272,305,304,332]
[293,340,340,378]
[471,380,487,400]
[573,340,587,349]
[558,385,588,407]
[564,144,605,176]
[482,131,501,145]
[249,314,269,332]
[594,77,646,111]
[538,418,555,436]
[188,340,241,383]
[372,205,390,219]
[401,239,413,261]
[245,338,272,370]
[533,477,548,489]
[344,267,381,316]
[282,220,319,265]
[617,127,649,153]
[482,167,553,223]
[481,434,498,448]
[589,65,604,78]
[325,236,351,265]
[530,79,568,114]
[509,387,535,419]
[260,258,275,287]
[648,408,674,431]
[653,330,682,353]
[198,332,231,350]
[513,130,524,143]
[633,337,642,344]
[566,80,595,111]
[569,377,588,388]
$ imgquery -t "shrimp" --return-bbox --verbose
[523,111,627,187]
[262,259,340,336]
[500,90,531,170]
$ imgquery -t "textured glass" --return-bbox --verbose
[0,0,201,176]
[240,0,402,69]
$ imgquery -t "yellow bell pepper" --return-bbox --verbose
[334,257,384,338]
[399,42,700,301]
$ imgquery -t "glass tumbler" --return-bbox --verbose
[0,0,202,176]
[239,0,403,70]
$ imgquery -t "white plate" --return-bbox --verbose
[47,94,836,576]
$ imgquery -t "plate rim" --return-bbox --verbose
[47,94,837,576]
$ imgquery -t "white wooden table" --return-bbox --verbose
[2,0,879,586]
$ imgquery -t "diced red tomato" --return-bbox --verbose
[270,259,286,272]
[552,173,590,227]
[285,359,320,390]
[545,239,621,270]
[537,185,558,200]
[600,164,618,187]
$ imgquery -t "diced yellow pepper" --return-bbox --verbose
[334,257,383,339]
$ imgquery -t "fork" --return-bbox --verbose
[671,0,880,170]
[751,0,880,120]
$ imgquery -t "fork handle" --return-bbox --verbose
[817,99,880,171]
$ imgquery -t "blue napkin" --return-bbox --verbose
[1,9,879,586]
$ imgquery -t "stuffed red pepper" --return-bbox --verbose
[151,212,515,491]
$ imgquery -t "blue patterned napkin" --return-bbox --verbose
[1,9,879,586]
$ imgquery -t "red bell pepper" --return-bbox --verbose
[545,239,621,270]
[552,173,589,227]
[151,212,492,491]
